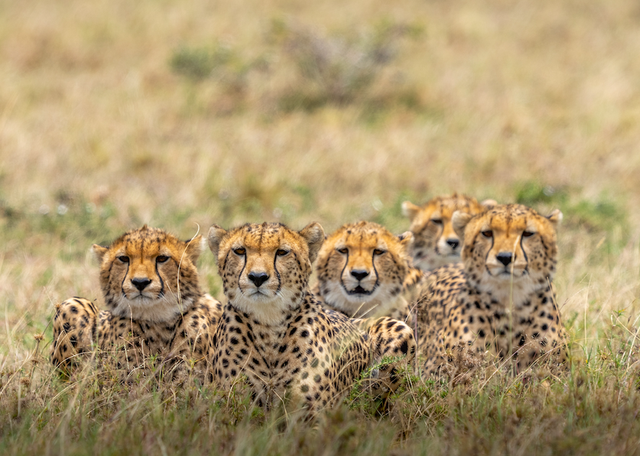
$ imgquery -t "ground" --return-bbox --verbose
[1,0,640,454]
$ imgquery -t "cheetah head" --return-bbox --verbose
[402,194,495,271]
[452,204,562,305]
[208,222,324,326]
[92,225,205,322]
[315,221,412,318]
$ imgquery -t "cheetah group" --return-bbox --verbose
[51,193,568,412]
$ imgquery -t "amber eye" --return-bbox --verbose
[156,255,170,263]
[233,248,246,255]
[276,249,289,256]
[337,247,348,254]
[117,255,130,263]
[481,231,493,238]
[522,231,535,237]
[431,219,443,225]
[373,249,386,256]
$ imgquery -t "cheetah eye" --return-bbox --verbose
[276,249,290,257]
[117,255,130,263]
[481,230,493,238]
[373,249,386,256]
[156,255,170,263]
[431,219,443,225]
[337,247,348,254]
[522,231,535,237]
[233,248,246,256]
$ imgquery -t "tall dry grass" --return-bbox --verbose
[1,0,640,454]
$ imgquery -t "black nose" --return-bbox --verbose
[248,272,269,287]
[496,252,513,266]
[446,238,460,249]
[131,278,152,291]
[351,269,370,281]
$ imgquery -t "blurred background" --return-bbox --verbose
[1,0,639,349]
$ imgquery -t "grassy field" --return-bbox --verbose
[1,0,640,454]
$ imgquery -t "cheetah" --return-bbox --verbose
[416,204,568,375]
[207,222,415,412]
[313,221,418,392]
[314,220,414,321]
[402,194,496,272]
[50,225,223,380]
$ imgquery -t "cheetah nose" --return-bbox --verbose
[496,252,513,266]
[131,277,152,291]
[248,271,270,288]
[351,269,370,281]
[446,238,460,249]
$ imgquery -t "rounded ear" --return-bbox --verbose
[452,211,473,239]
[92,244,108,263]
[397,231,413,249]
[481,199,497,208]
[298,222,325,264]
[207,225,228,263]
[547,209,563,227]
[401,201,422,221]
[183,235,205,263]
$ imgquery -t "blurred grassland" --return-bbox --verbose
[1,0,640,454]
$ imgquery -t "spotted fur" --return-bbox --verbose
[315,221,414,321]
[50,226,223,380]
[402,194,495,272]
[416,204,568,375]
[207,222,414,412]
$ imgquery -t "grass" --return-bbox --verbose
[1,0,640,454]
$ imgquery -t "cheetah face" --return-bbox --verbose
[403,195,494,271]
[93,225,204,322]
[316,221,412,316]
[453,204,562,305]
[208,222,324,326]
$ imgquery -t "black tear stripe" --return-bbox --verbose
[155,259,166,297]
[238,250,247,288]
[519,219,529,264]
[483,232,494,278]
[484,213,495,263]
[339,250,350,292]
[370,251,380,290]
[274,251,282,293]
[120,261,130,298]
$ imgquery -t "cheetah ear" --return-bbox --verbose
[401,201,421,221]
[396,231,413,250]
[207,225,228,263]
[299,222,325,264]
[92,244,109,263]
[480,199,497,208]
[546,209,563,227]
[452,211,473,239]
[184,235,204,263]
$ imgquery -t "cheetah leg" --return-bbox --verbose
[50,297,99,374]
[355,317,416,396]
[165,295,221,382]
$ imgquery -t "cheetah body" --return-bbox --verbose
[417,204,568,375]
[51,226,223,379]
[207,222,414,411]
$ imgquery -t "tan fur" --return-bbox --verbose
[315,221,413,321]
[416,204,568,376]
[51,226,223,380]
[402,194,494,271]
[207,222,415,412]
